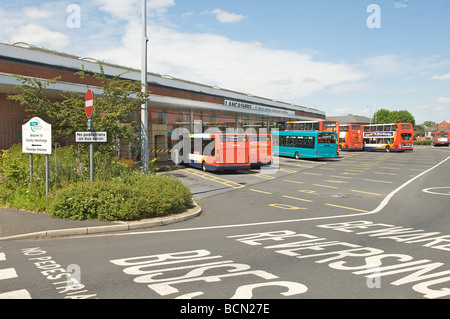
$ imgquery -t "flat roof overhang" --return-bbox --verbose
[0,73,319,121]
[0,42,325,119]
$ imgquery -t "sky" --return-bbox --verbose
[1,0,449,124]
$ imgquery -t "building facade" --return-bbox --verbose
[0,42,326,157]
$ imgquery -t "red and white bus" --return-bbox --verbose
[363,123,413,152]
[185,133,250,171]
[339,124,364,151]
[433,131,450,146]
[248,133,273,167]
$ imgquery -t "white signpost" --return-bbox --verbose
[22,117,52,199]
[22,117,52,155]
[76,131,108,143]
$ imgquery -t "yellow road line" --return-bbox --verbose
[299,190,320,195]
[283,163,314,169]
[304,172,322,176]
[323,180,348,184]
[313,184,339,189]
[351,190,382,196]
[325,203,369,213]
[250,189,272,195]
[185,169,245,189]
[330,175,352,179]
[363,179,393,184]
[253,173,276,180]
[282,195,313,202]
[374,172,398,175]
[283,180,304,184]
[279,168,298,174]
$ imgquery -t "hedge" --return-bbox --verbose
[48,174,192,221]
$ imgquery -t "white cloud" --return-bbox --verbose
[22,7,54,19]
[89,22,366,102]
[361,54,413,77]
[437,97,450,104]
[10,24,70,50]
[394,1,409,9]
[95,0,174,20]
[432,73,450,80]
[204,9,247,23]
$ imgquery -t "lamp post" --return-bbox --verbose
[141,0,149,174]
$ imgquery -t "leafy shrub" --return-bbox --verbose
[413,140,433,146]
[1,144,192,220]
[47,174,192,221]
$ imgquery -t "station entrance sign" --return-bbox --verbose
[22,117,52,154]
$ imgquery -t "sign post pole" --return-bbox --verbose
[85,89,94,182]
[45,154,49,199]
[29,154,33,187]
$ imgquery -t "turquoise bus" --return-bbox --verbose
[272,131,338,159]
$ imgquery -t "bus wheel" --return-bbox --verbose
[294,152,300,159]
[202,161,207,172]
[385,146,391,152]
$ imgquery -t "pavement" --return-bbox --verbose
[0,160,203,241]
[0,202,202,241]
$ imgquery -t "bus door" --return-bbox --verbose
[317,132,338,157]
[249,134,272,166]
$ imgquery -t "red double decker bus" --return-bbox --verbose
[248,133,273,167]
[363,123,413,152]
[185,133,250,171]
[433,131,450,146]
[339,124,363,151]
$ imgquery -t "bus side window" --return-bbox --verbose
[203,138,215,156]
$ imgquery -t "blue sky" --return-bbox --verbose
[1,0,449,124]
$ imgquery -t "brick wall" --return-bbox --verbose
[0,94,26,149]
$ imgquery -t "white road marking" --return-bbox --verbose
[0,268,18,280]
[0,289,31,299]
[73,153,450,239]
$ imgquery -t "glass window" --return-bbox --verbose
[221,135,247,142]
[318,133,336,144]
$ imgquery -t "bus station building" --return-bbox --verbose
[0,42,326,159]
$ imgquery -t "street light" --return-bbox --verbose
[141,0,149,174]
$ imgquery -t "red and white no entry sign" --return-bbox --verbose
[85,89,93,118]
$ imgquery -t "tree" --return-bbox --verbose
[372,109,415,126]
[8,63,149,158]
[372,108,391,124]
[423,121,436,127]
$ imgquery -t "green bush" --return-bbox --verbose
[1,144,193,221]
[413,140,433,146]
[47,174,192,221]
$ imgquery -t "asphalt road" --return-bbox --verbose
[1,147,450,306]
